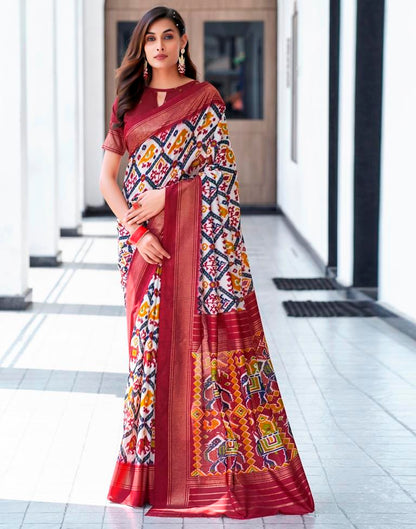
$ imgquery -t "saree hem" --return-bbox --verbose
[107,461,153,507]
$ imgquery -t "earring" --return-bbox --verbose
[178,48,185,75]
[143,59,149,80]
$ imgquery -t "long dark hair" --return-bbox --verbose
[113,6,198,129]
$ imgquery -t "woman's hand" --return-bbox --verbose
[135,231,170,265]
[122,188,166,226]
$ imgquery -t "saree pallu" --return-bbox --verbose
[105,81,315,518]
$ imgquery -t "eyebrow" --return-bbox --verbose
[145,28,174,35]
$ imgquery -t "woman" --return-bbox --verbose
[99,5,315,519]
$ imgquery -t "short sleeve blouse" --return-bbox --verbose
[101,80,204,157]
[101,97,127,156]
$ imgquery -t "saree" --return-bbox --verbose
[102,80,315,519]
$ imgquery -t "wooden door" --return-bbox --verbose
[105,1,277,207]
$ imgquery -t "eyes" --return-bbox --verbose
[146,34,174,42]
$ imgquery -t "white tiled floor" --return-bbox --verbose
[0,215,415,529]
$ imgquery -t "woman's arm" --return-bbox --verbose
[99,150,137,235]
[99,150,170,265]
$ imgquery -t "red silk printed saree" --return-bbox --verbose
[102,80,315,519]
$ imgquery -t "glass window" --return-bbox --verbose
[117,22,137,67]
[204,21,264,119]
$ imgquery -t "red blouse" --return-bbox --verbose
[101,79,200,156]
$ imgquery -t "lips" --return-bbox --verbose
[154,54,168,59]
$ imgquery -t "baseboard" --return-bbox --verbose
[0,288,32,310]
[30,250,62,268]
[61,224,82,237]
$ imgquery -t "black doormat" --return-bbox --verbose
[273,277,339,290]
[283,300,393,317]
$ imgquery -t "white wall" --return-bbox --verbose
[83,0,106,208]
[277,0,330,265]
[378,0,416,323]
[336,0,356,286]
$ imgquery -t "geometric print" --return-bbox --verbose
[117,102,254,313]
[195,106,253,313]
[191,332,298,476]
[117,265,161,466]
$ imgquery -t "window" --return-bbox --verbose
[117,22,137,67]
[204,21,264,119]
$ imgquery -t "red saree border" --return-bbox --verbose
[107,461,154,507]
[149,177,202,512]
[125,81,224,155]
[147,455,314,518]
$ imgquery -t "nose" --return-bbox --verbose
[156,39,165,51]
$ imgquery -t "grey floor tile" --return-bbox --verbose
[262,514,303,523]
[142,519,183,529]
[0,499,29,512]
[21,525,62,529]
[23,511,65,523]
[0,512,25,524]
[143,518,184,524]
[103,525,142,529]
[62,525,103,529]
[347,513,416,524]
[339,502,416,514]
[354,526,416,529]
[223,522,263,529]
[63,511,105,523]
[264,525,305,529]
[183,518,224,526]
[26,502,67,513]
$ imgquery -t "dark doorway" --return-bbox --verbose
[353,0,385,299]
[327,0,340,278]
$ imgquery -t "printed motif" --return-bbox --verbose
[191,339,298,476]
[116,103,252,312]
[117,266,161,466]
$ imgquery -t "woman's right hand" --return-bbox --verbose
[135,231,171,265]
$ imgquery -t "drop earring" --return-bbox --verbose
[143,59,149,80]
[178,48,185,75]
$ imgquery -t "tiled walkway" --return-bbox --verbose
[0,215,415,529]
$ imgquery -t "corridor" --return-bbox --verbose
[0,214,415,529]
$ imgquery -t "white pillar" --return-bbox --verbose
[336,0,357,286]
[0,0,32,309]
[56,0,83,236]
[26,0,61,266]
[83,0,106,209]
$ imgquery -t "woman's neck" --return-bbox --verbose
[148,67,187,89]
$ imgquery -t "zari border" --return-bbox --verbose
[107,461,154,507]
[125,81,224,155]
[148,177,202,512]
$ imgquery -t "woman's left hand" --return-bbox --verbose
[122,188,166,226]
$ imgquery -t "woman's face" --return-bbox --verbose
[144,17,187,73]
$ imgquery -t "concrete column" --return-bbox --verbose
[26,0,61,266]
[336,0,357,286]
[0,0,32,309]
[83,0,106,209]
[56,0,83,236]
